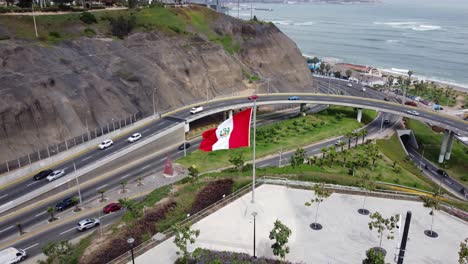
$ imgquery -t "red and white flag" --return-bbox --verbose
[199,108,252,151]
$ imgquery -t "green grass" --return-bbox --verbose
[178,106,368,172]
[405,118,468,183]
[122,185,171,222]
[362,109,378,124]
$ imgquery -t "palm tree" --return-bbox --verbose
[345,69,352,79]
[328,146,337,166]
[71,196,80,212]
[98,189,106,202]
[120,180,127,193]
[16,222,24,236]
[337,140,346,152]
[319,62,326,75]
[361,129,369,144]
[342,150,349,167]
[47,207,57,222]
[353,131,359,147]
[321,147,328,159]
[345,132,354,149]
[325,64,331,76]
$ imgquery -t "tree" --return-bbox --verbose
[358,173,376,215]
[325,64,331,76]
[305,183,332,230]
[334,71,342,78]
[128,0,138,8]
[341,150,349,167]
[337,140,346,152]
[173,222,200,263]
[137,176,143,186]
[345,132,354,149]
[320,147,328,159]
[71,196,80,212]
[310,57,320,72]
[269,220,292,264]
[98,189,106,202]
[39,240,74,264]
[353,131,359,147]
[229,153,245,171]
[47,207,57,222]
[327,146,337,166]
[290,148,307,168]
[345,69,352,79]
[319,62,326,75]
[421,192,441,237]
[16,222,24,236]
[120,180,127,193]
[118,198,140,219]
[368,212,399,249]
[459,238,468,264]
[387,76,394,87]
[362,248,385,264]
[188,165,199,183]
[361,129,369,144]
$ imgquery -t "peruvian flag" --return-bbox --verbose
[200,108,253,151]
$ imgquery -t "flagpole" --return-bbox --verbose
[251,100,257,203]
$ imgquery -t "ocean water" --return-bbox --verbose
[228,0,468,87]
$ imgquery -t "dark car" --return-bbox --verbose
[178,142,191,151]
[383,97,389,101]
[103,203,122,214]
[436,169,448,177]
[383,119,390,125]
[55,197,78,211]
[33,169,53,181]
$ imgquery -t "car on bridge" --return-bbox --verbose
[99,139,114,150]
[46,169,66,182]
[76,218,100,231]
[248,95,259,100]
[33,169,53,181]
[178,142,191,150]
[406,110,420,116]
[288,96,300,100]
[128,133,142,143]
[190,106,204,114]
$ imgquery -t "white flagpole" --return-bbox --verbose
[251,101,257,203]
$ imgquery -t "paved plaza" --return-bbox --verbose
[135,184,468,264]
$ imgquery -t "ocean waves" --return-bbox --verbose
[271,20,315,26]
[373,22,442,31]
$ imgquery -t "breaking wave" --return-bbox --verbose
[373,22,442,31]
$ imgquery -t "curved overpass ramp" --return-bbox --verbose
[170,93,468,136]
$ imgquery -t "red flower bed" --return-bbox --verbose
[189,179,234,215]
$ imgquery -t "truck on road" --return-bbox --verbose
[0,247,27,263]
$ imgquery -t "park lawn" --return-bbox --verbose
[404,118,468,183]
[178,106,371,172]
[376,133,438,189]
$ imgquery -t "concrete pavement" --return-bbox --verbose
[135,184,468,264]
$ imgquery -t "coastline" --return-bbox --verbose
[309,55,468,93]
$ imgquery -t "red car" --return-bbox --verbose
[103,203,122,214]
[248,95,259,100]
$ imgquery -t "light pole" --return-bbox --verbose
[251,99,257,203]
[127,237,135,264]
[152,87,157,117]
[73,162,83,206]
[112,118,115,131]
[31,0,38,38]
[252,211,257,259]
[278,148,283,167]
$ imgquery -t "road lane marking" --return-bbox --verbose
[59,227,76,235]
[82,155,94,162]
[27,181,39,187]
[142,129,150,134]
[120,174,130,179]
[142,165,152,170]
[259,164,269,168]
[0,194,8,199]
[35,211,47,217]
[96,184,108,190]
[159,158,165,162]
[0,225,13,233]
[23,243,38,250]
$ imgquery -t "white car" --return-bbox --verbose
[335,140,344,146]
[76,218,100,231]
[98,139,113,150]
[190,106,204,114]
[46,169,66,182]
[128,133,142,143]
[406,110,420,116]
[0,247,27,264]
[347,83,352,87]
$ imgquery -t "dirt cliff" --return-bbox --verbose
[0,6,313,161]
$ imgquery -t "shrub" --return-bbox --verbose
[80,11,97,24]
[83,28,96,37]
[48,31,61,38]
[108,15,136,39]
[189,179,233,215]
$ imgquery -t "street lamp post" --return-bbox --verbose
[152,87,157,117]
[73,162,83,206]
[252,211,257,259]
[251,99,257,203]
[127,237,135,264]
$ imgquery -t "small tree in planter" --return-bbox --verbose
[368,211,399,254]
[422,192,441,238]
[47,207,57,222]
[16,222,24,236]
[71,196,81,212]
[173,222,200,263]
[358,173,376,215]
[120,180,127,193]
[229,153,245,171]
[362,248,385,264]
[98,189,106,202]
[137,176,143,186]
[305,183,332,230]
[269,220,292,264]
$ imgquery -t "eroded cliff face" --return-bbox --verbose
[0,9,313,160]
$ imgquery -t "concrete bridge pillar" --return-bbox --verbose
[229,109,233,119]
[444,131,455,160]
[300,103,306,113]
[357,109,363,123]
[438,130,450,163]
